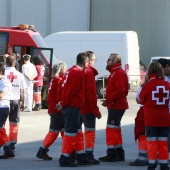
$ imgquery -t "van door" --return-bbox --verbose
[31,47,54,109]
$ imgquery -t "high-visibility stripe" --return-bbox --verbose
[107,124,120,129]
[85,148,93,151]
[158,160,169,163]
[149,160,157,164]
[85,127,95,131]
[137,156,147,161]
[78,129,82,132]
[62,153,70,157]
[139,149,147,154]
[64,132,77,137]
[9,121,19,125]
[2,142,10,147]
[107,145,120,149]
[49,129,59,134]
[147,137,157,141]
[10,140,17,143]
[76,150,84,154]
[158,137,168,141]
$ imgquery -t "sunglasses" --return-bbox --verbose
[91,58,97,62]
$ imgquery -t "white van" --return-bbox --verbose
[45,31,141,98]
[150,56,170,63]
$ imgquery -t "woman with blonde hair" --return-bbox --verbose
[36,61,67,160]
[140,62,170,170]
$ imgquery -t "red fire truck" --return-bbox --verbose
[0,24,57,108]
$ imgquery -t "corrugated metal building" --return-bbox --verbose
[1,0,170,66]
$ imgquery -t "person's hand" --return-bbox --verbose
[56,102,62,111]
[96,113,102,119]
[20,104,25,111]
[101,100,107,107]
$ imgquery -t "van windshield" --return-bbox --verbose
[32,35,57,65]
[32,35,49,48]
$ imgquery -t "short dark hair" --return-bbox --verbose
[33,56,43,65]
[76,52,88,65]
[85,51,94,59]
[157,58,170,68]
[0,62,5,75]
[6,53,16,67]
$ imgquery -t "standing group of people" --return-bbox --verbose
[35,52,129,167]
[0,53,45,158]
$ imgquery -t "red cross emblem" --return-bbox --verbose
[7,72,17,83]
[152,86,169,105]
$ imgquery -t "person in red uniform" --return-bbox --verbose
[129,85,148,166]
[99,53,129,162]
[36,62,66,160]
[32,56,45,111]
[80,51,102,164]
[140,62,170,170]
[57,52,90,167]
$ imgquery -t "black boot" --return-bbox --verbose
[76,153,92,165]
[160,165,170,170]
[9,143,16,150]
[116,147,125,161]
[99,148,118,162]
[0,145,15,159]
[86,151,100,165]
[147,164,157,170]
[36,147,52,160]
[59,155,77,167]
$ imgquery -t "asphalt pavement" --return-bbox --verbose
[0,92,152,170]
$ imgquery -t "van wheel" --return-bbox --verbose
[97,82,103,98]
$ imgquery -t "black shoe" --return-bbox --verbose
[129,159,148,166]
[77,159,92,166]
[60,161,78,167]
[76,153,92,165]
[99,155,117,162]
[59,155,77,167]
[0,146,15,159]
[36,147,52,160]
[32,107,40,111]
[160,166,170,170]
[87,157,100,165]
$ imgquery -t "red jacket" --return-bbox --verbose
[106,63,129,110]
[80,65,101,117]
[140,74,170,126]
[60,65,85,109]
[48,74,64,114]
[34,65,45,86]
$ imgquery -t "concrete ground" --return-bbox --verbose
[0,92,153,169]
